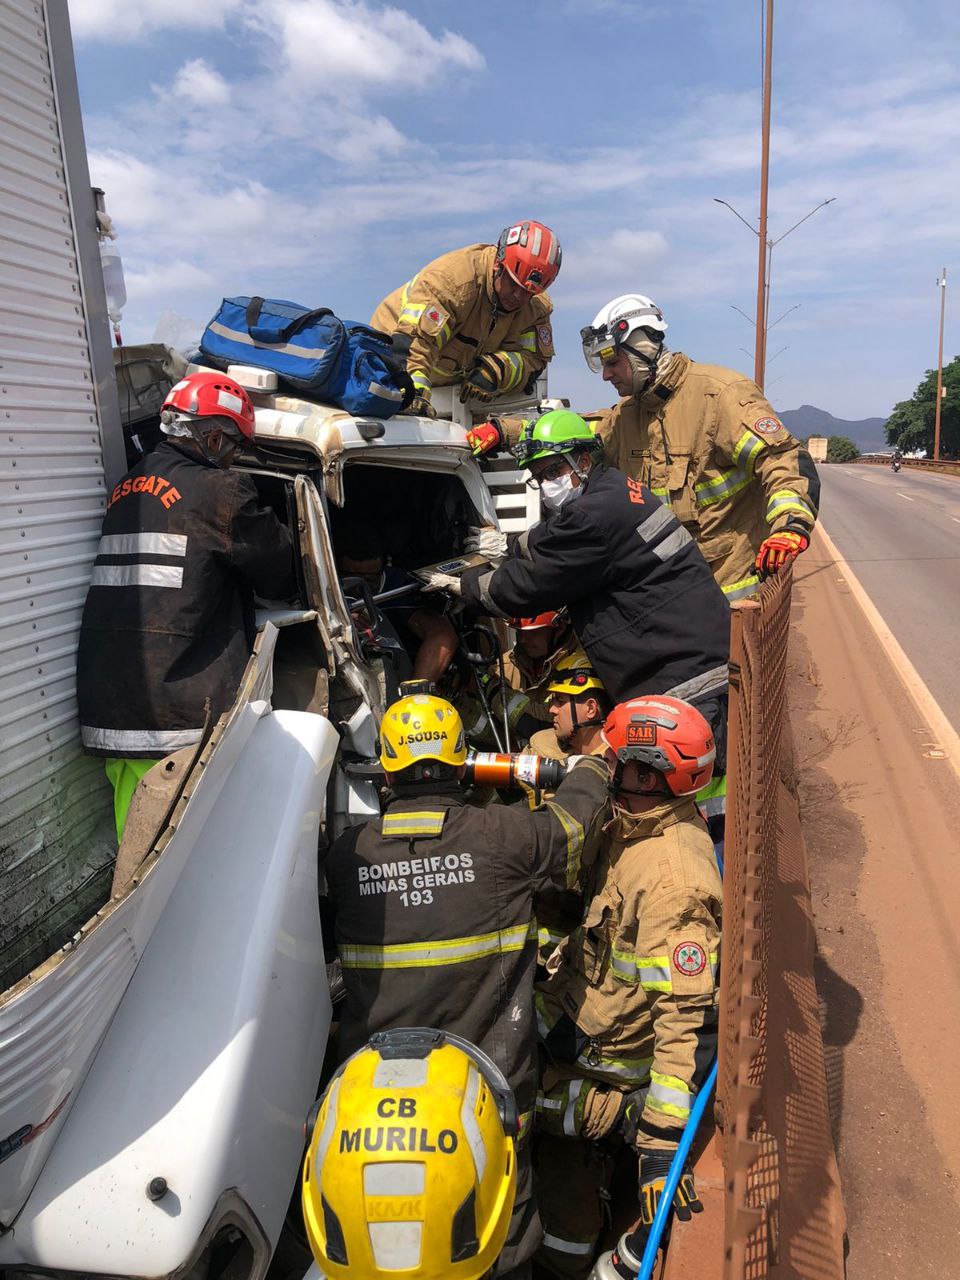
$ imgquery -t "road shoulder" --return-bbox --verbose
[790,533,960,1277]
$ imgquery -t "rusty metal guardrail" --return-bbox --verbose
[854,455,960,476]
[718,566,846,1280]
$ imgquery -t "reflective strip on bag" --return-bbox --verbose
[206,321,328,362]
[368,380,404,402]
[340,920,536,970]
[381,810,446,838]
[647,1071,694,1119]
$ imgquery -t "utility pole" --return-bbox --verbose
[933,267,947,461]
[755,0,774,388]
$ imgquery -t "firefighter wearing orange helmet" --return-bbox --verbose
[371,221,560,418]
[533,696,721,1277]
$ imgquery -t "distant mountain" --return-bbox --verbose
[779,404,888,452]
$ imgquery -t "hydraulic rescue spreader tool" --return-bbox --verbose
[464,750,567,793]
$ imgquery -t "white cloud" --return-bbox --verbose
[171,59,231,106]
[70,0,243,41]
[246,0,483,93]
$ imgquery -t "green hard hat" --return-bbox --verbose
[511,409,601,467]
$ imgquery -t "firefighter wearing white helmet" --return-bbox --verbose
[578,293,820,603]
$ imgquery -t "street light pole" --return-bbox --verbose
[933,267,947,461]
[755,0,774,388]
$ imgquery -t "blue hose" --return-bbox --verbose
[635,1057,718,1280]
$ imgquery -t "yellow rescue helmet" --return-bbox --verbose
[378,693,467,773]
[302,1028,518,1280]
[546,648,605,697]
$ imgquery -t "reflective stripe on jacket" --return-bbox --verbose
[370,243,554,395]
[325,760,610,1115]
[585,354,820,599]
[77,443,294,757]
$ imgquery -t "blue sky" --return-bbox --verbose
[71,0,958,420]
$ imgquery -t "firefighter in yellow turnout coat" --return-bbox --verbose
[533,696,722,1278]
[580,295,820,602]
[371,221,560,418]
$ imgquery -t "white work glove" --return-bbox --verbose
[465,526,508,564]
[420,570,462,596]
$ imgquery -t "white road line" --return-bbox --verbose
[896,492,914,501]
[816,524,960,787]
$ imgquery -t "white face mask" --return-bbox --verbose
[540,472,581,512]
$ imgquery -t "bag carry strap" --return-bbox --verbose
[244,296,335,344]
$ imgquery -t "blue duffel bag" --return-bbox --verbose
[199,295,414,418]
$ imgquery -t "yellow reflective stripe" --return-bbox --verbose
[501,350,524,390]
[517,1109,534,1141]
[721,573,761,601]
[410,370,431,392]
[575,1050,653,1084]
[381,810,446,838]
[732,430,766,475]
[545,800,585,886]
[538,925,567,951]
[647,1071,693,1118]
[766,489,814,521]
[341,921,537,970]
[637,954,672,992]
[651,486,668,497]
[517,329,537,352]
[535,989,560,1039]
[610,946,639,985]
[695,466,752,507]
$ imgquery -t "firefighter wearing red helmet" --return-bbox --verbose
[532,696,721,1277]
[77,370,295,839]
[370,221,560,418]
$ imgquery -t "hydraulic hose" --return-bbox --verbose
[635,1058,718,1280]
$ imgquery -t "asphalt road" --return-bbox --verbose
[817,463,960,732]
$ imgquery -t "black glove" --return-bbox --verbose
[637,1148,703,1227]
[459,355,506,404]
[614,1088,648,1148]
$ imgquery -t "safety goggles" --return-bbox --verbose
[580,323,619,374]
[524,456,573,488]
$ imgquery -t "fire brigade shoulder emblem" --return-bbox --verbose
[672,941,707,977]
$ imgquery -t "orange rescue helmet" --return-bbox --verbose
[601,696,715,797]
[496,221,561,294]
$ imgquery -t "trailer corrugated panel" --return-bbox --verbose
[0,0,122,990]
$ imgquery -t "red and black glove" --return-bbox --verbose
[465,418,504,458]
[756,528,809,576]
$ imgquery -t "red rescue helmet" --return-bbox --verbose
[510,611,560,632]
[496,221,562,295]
[601,696,715,797]
[161,371,257,441]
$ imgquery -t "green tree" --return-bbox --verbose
[826,435,860,462]
[885,355,960,456]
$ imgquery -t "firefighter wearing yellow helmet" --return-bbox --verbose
[322,688,611,1273]
[303,1028,518,1280]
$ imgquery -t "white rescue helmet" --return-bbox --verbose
[581,294,668,373]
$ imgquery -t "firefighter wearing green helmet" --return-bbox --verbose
[425,409,730,770]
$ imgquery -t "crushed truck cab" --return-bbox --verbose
[0,358,526,1280]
